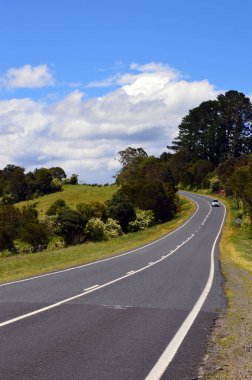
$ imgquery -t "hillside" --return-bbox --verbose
[16,184,117,218]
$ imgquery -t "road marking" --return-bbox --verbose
[126,271,135,275]
[0,199,199,288]
[145,202,226,380]
[83,285,99,291]
[0,228,197,328]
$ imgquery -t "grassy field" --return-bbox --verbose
[0,196,194,284]
[16,184,117,218]
[202,197,252,379]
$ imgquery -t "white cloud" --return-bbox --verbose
[0,63,220,183]
[1,64,54,89]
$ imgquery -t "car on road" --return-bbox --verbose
[211,199,220,207]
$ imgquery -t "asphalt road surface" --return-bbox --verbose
[0,192,226,380]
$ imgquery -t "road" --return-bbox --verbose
[0,192,226,379]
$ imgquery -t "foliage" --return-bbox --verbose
[128,209,155,232]
[48,167,67,181]
[56,209,86,245]
[227,155,252,226]
[169,91,252,164]
[76,201,107,221]
[84,218,107,241]
[0,204,21,250]
[106,190,135,232]
[0,165,65,204]
[104,218,123,239]
[115,152,178,222]
[69,174,78,185]
[46,199,68,215]
[47,236,65,250]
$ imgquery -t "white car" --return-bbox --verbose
[211,199,220,207]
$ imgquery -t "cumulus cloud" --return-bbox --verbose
[0,64,54,89]
[0,63,219,183]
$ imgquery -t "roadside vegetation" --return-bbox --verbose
[201,197,252,379]
[0,196,194,283]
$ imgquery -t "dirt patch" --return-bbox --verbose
[198,261,252,379]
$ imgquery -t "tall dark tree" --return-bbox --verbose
[169,91,252,165]
[217,90,252,160]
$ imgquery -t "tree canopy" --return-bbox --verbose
[169,91,252,165]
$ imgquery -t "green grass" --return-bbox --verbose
[217,197,252,271]
[0,196,194,284]
[16,184,117,218]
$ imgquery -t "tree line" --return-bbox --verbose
[165,90,252,226]
[0,165,78,204]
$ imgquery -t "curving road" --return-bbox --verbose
[0,192,226,379]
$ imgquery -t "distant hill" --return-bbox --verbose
[16,184,117,218]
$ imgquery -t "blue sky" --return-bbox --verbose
[0,0,251,182]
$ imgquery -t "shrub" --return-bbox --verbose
[47,236,65,250]
[128,209,155,232]
[104,218,122,239]
[84,218,106,241]
[76,201,107,221]
[57,209,86,245]
[18,221,49,246]
[46,199,67,216]
[13,240,32,254]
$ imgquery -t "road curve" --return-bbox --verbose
[0,192,226,379]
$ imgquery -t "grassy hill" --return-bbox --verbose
[16,184,118,218]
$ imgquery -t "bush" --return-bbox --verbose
[104,218,122,239]
[46,199,67,216]
[76,201,107,221]
[18,221,49,246]
[47,236,65,250]
[128,209,155,232]
[57,209,86,245]
[84,218,106,241]
[106,190,135,232]
[13,240,32,254]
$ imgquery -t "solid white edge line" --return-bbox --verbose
[145,200,226,380]
[0,197,199,288]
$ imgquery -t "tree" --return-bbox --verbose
[116,147,148,185]
[169,91,252,165]
[0,205,21,250]
[76,201,107,221]
[106,190,135,232]
[217,90,252,160]
[56,209,86,245]
[46,199,68,216]
[117,147,148,168]
[227,155,252,225]
[33,168,53,194]
[69,174,78,185]
[49,167,66,181]
[1,165,27,202]
[122,180,177,222]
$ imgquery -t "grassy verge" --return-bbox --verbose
[0,195,194,284]
[202,197,252,379]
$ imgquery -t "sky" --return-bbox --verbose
[0,0,251,183]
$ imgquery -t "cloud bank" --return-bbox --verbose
[0,64,54,89]
[0,63,219,183]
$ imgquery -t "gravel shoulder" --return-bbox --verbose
[198,200,252,379]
